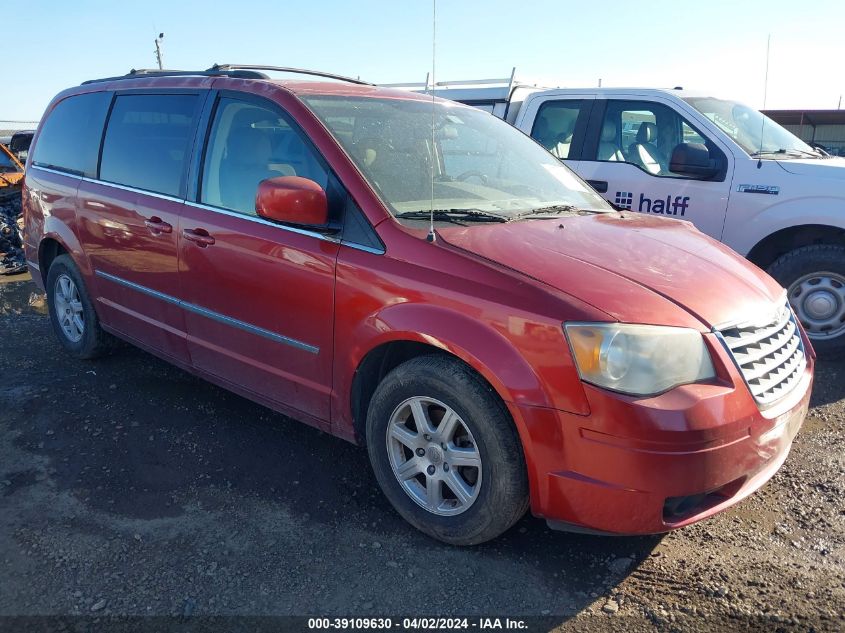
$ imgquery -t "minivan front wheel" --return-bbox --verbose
[46,255,110,359]
[768,244,845,359]
[366,355,529,545]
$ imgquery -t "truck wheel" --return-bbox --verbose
[767,244,845,359]
[46,255,111,359]
[366,355,529,545]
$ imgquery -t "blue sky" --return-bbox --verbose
[4,0,845,121]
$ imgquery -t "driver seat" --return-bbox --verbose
[628,122,666,174]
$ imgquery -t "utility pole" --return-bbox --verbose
[154,32,165,70]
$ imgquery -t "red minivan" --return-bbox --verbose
[23,66,814,545]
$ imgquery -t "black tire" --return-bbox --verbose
[45,254,111,359]
[767,244,845,360]
[366,355,529,545]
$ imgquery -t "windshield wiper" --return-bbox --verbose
[395,209,509,224]
[514,204,605,219]
[750,148,821,159]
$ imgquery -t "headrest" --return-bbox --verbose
[601,121,617,142]
[227,127,272,166]
[637,122,658,143]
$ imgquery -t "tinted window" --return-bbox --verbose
[530,100,586,159]
[10,131,33,154]
[100,94,198,197]
[31,92,111,177]
[201,97,328,215]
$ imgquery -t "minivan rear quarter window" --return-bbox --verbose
[31,92,111,177]
[100,94,199,197]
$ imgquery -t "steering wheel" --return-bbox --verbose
[455,170,488,184]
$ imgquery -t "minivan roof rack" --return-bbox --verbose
[82,64,372,86]
[209,64,373,85]
[81,67,269,85]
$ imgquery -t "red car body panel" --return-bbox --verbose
[437,215,786,330]
[177,202,338,424]
[77,180,190,363]
[22,74,815,536]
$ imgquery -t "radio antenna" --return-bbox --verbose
[426,0,437,243]
[757,33,770,169]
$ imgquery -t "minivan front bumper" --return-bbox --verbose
[511,353,813,536]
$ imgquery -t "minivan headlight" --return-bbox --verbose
[564,323,715,396]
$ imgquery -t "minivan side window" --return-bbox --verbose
[100,94,198,197]
[530,100,586,159]
[596,100,714,177]
[31,92,111,177]
[201,97,329,216]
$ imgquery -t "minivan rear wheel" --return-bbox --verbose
[46,255,111,359]
[768,244,845,359]
[365,355,529,545]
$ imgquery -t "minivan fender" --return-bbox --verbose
[336,302,590,440]
[38,217,93,283]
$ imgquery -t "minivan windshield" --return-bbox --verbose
[302,95,612,222]
[683,97,818,158]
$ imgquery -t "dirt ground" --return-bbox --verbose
[1,273,843,632]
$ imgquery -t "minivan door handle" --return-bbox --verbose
[144,216,173,235]
[586,180,609,193]
[182,228,215,247]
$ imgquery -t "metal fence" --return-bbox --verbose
[0,121,39,138]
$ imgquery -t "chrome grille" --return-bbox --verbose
[719,303,807,407]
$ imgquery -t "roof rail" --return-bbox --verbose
[209,64,373,85]
[82,64,372,86]
[81,67,269,85]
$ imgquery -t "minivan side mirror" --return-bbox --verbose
[256,176,328,226]
[669,143,721,179]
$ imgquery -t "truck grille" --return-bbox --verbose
[719,303,807,407]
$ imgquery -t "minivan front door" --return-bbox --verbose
[178,95,339,425]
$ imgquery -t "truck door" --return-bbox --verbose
[516,94,595,177]
[575,98,733,240]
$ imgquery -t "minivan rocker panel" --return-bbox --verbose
[23,69,813,545]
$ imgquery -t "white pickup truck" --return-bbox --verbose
[388,75,845,358]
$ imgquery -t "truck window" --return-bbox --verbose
[596,100,713,177]
[100,94,198,197]
[30,92,111,177]
[530,100,586,159]
[200,97,329,216]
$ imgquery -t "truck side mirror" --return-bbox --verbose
[669,143,721,179]
[255,176,329,226]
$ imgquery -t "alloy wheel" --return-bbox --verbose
[53,273,85,343]
[385,396,482,516]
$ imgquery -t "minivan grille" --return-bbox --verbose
[719,303,807,407]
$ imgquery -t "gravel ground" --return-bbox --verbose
[1,273,843,632]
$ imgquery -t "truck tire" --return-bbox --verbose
[46,254,111,359]
[767,244,845,359]
[366,355,529,545]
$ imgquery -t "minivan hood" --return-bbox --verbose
[438,213,785,330]
[778,156,845,179]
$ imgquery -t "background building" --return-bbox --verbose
[764,109,845,156]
